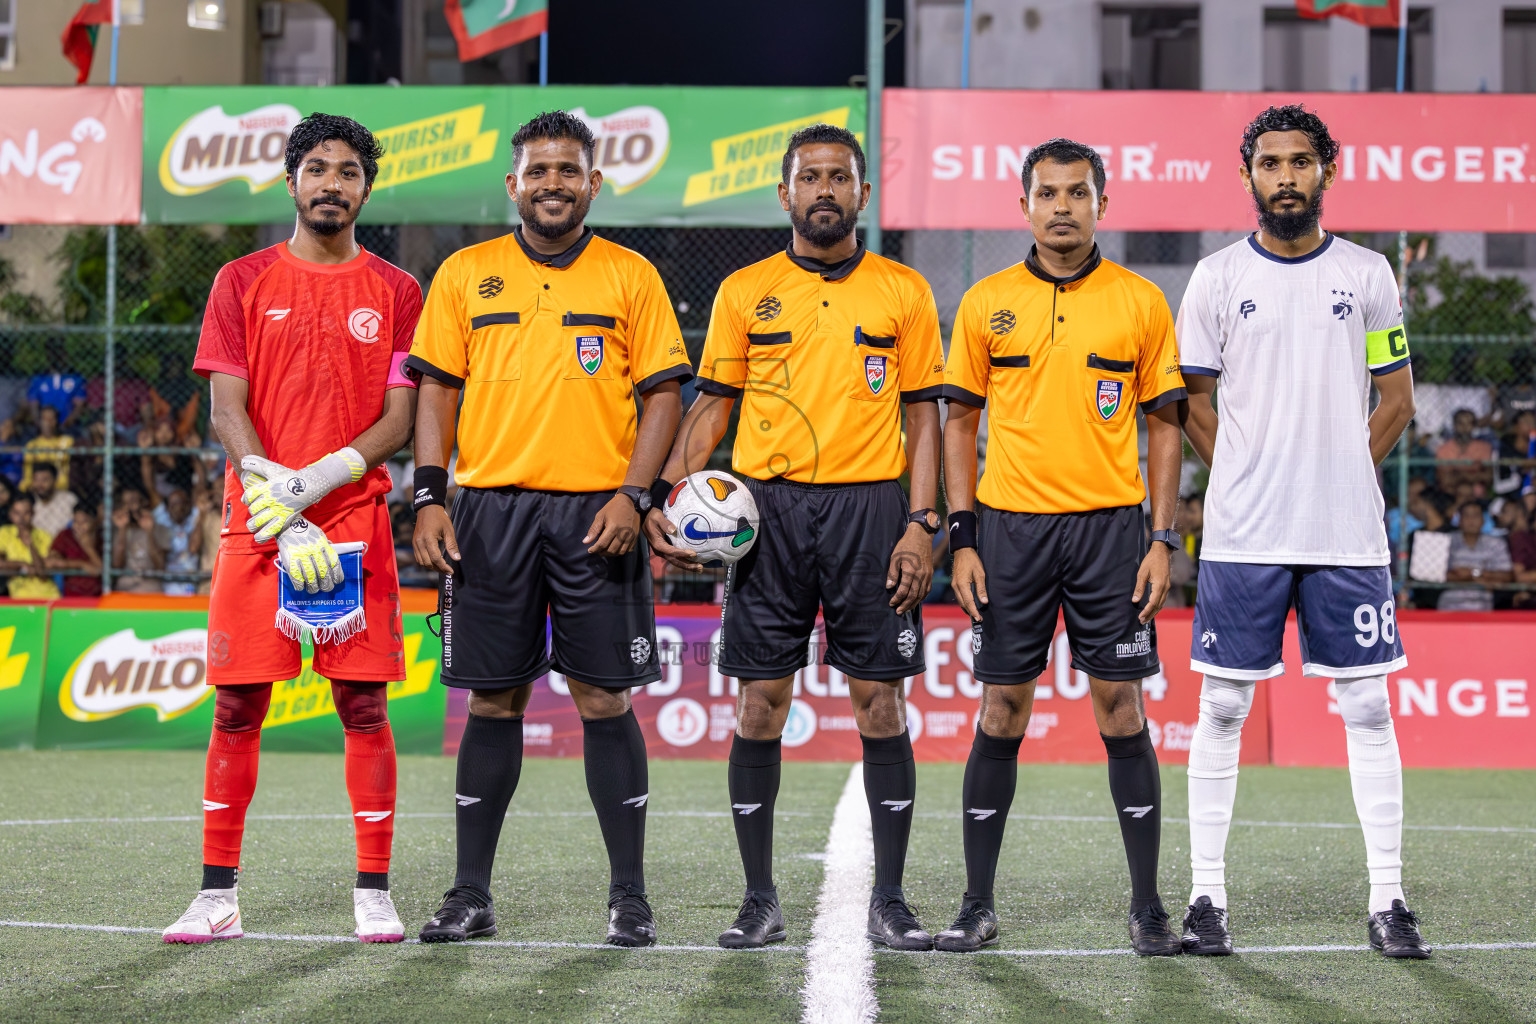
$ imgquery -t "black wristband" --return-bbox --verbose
[650,478,675,513]
[947,510,978,551]
[412,465,449,512]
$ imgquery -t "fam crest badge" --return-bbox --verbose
[1096,379,1122,420]
[577,336,604,375]
[865,354,887,395]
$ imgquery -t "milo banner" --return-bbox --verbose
[0,603,50,750]
[33,609,444,753]
[141,85,864,226]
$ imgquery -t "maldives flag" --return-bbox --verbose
[61,0,115,84]
[1295,0,1399,28]
[444,0,548,62]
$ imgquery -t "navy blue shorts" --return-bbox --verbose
[1190,561,1406,680]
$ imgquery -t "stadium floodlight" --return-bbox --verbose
[187,0,226,30]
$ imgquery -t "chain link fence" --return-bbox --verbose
[1,222,1532,608]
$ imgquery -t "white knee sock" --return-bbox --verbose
[1186,675,1255,909]
[1334,675,1405,915]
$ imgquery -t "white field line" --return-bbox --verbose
[3,920,1533,958]
[908,812,1536,835]
[800,763,877,1024]
[0,810,816,827]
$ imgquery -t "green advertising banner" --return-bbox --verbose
[33,609,445,753]
[0,604,50,750]
[141,85,864,226]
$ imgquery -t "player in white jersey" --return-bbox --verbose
[1175,105,1429,959]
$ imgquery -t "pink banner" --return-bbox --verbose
[0,88,142,224]
[880,89,1536,232]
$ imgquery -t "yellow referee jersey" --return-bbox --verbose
[944,246,1185,515]
[407,228,691,492]
[695,243,944,484]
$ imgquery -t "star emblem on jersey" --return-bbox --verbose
[990,309,1016,335]
[1096,379,1123,420]
[630,636,651,664]
[1238,299,1256,319]
[865,354,887,395]
[755,295,781,321]
[478,275,504,298]
[347,306,382,343]
[896,628,917,659]
[1331,289,1355,321]
[578,336,604,375]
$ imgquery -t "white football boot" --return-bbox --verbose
[354,888,405,943]
[163,887,243,943]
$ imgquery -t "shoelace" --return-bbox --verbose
[948,904,991,935]
[733,892,777,926]
[436,887,486,916]
[1185,901,1225,940]
[356,890,398,921]
[1379,905,1422,943]
[1131,902,1171,930]
[182,891,230,920]
[872,893,923,933]
[609,889,652,917]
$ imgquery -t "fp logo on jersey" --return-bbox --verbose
[865,354,887,395]
[577,336,604,375]
[348,307,382,343]
[1096,380,1122,420]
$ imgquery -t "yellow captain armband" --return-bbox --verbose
[1366,324,1409,372]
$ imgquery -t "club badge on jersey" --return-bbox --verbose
[866,354,887,395]
[578,336,604,376]
[275,542,367,645]
[1097,379,1123,420]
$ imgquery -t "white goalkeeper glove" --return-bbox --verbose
[274,515,343,594]
[241,448,366,543]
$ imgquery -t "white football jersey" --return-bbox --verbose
[1176,234,1408,566]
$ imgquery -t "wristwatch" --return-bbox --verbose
[617,484,652,516]
[1150,529,1181,551]
[908,508,941,535]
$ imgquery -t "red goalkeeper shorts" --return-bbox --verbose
[206,497,404,685]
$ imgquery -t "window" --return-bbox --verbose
[1486,233,1536,269]
[0,0,15,72]
[1263,7,1329,91]
[1125,232,1201,265]
[1101,7,1201,90]
[1369,7,1432,91]
[1505,9,1536,92]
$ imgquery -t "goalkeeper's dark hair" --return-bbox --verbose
[284,113,382,188]
[781,123,866,185]
[1021,138,1106,196]
[511,110,596,168]
[1240,104,1339,170]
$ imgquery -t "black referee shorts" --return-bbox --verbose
[438,486,661,691]
[971,503,1156,685]
[719,478,923,683]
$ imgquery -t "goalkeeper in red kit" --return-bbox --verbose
[163,114,423,944]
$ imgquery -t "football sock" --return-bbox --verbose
[1186,675,1255,908]
[201,865,238,891]
[452,712,524,901]
[583,710,649,893]
[728,734,782,893]
[357,872,389,891]
[1103,726,1162,908]
[201,724,264,876]
[862,731,916,890]
[960,728,1024,908]
[343,724,397,876]
[1334,676,1406,915]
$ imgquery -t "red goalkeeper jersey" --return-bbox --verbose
[194,242,422,550]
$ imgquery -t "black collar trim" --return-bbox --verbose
[784,239,866,281]
[1246,232,1333,264]
[513,225,595,268]
[1024,244,1102,286]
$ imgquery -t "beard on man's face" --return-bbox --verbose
[791,197,858,249]
[518,188,590,240]
[1254,183,1324,243]
[298,194,352,237]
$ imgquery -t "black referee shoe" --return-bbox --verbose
[1181,896,1233,956]
[934,900,999,952]
[605,885,656,947]
[1128,899,1183,957]
[719,889,786,949]
[867,888,934,951]
[1368,900,1432,959]
[419,886,496,942]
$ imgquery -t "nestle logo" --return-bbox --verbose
[152,640,204,658]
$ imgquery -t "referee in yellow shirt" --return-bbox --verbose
[406,111,691,948]
[937,139,1187,956]
[647,124,944,951]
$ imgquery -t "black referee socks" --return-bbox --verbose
[452,712,525,901]
[960,728,1025,908]
[1102,726,1162,907]
[583,709,649,894]
[728,735,782,893]
[862,731,917,890]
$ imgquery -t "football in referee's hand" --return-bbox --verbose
[663,471,759,566]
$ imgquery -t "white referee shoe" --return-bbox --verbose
[163,887,243,944]
[354,887,405,943]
